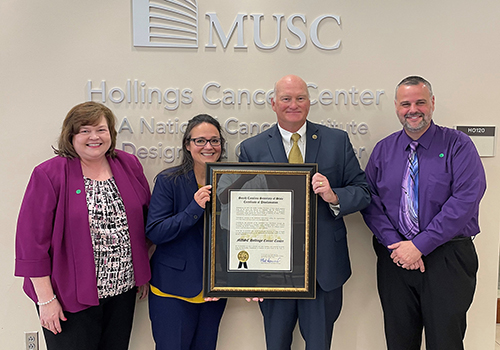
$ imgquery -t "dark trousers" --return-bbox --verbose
[373,236,478,350]
[258,284,343,350]
[148,292,227,350]
[41,287,137,350]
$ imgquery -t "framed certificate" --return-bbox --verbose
[203,162,317,298]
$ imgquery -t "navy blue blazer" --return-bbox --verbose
[239,121,370,291]
[146,169,205,298]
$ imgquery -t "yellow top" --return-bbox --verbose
[150,285,205,303]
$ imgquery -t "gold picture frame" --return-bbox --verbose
[203,162,317,298]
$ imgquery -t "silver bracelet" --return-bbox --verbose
[37,294,57,306]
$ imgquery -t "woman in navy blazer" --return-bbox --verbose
[146,114,227,350]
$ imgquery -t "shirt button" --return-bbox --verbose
[193,215,198,219]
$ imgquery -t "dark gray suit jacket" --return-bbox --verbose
[239,120,370,291]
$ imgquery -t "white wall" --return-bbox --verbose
[1,0,499,349]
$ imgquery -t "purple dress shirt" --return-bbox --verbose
[362,122,486,256]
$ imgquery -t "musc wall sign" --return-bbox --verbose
[132,0,342,50]
[87,79,382,163]
[87,80,385,110]
[117,116,370,163]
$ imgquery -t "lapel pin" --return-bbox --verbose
[312,135,318,140]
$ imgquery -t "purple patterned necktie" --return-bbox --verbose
[399,141,419,239]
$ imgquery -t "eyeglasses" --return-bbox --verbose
[189,137,222,147]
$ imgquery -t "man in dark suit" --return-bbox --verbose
[239,74,371,350]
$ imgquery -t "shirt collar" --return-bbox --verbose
[277,122,307,143]
[402,121,436,150]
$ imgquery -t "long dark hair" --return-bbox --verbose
[164,114,225,180]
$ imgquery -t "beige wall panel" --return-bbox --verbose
[1,0,499,349]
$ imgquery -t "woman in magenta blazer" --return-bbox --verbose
[15,102,151,350]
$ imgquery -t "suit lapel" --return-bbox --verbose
[305,121,320,163]
[187,170,199,191]
[267,125,288,163]
[186,170,204,236]
[67,157,99,304]
[67,157,90,233]
[109,155,142,219]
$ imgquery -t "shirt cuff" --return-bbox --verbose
[329,202,340,216]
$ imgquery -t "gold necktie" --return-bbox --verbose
[288,133,303,163]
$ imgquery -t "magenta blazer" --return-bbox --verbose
[15,150,151,313]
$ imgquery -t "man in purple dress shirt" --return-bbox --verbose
[362,76,486,350]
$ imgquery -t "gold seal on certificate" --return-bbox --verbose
[238,250,249,269]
